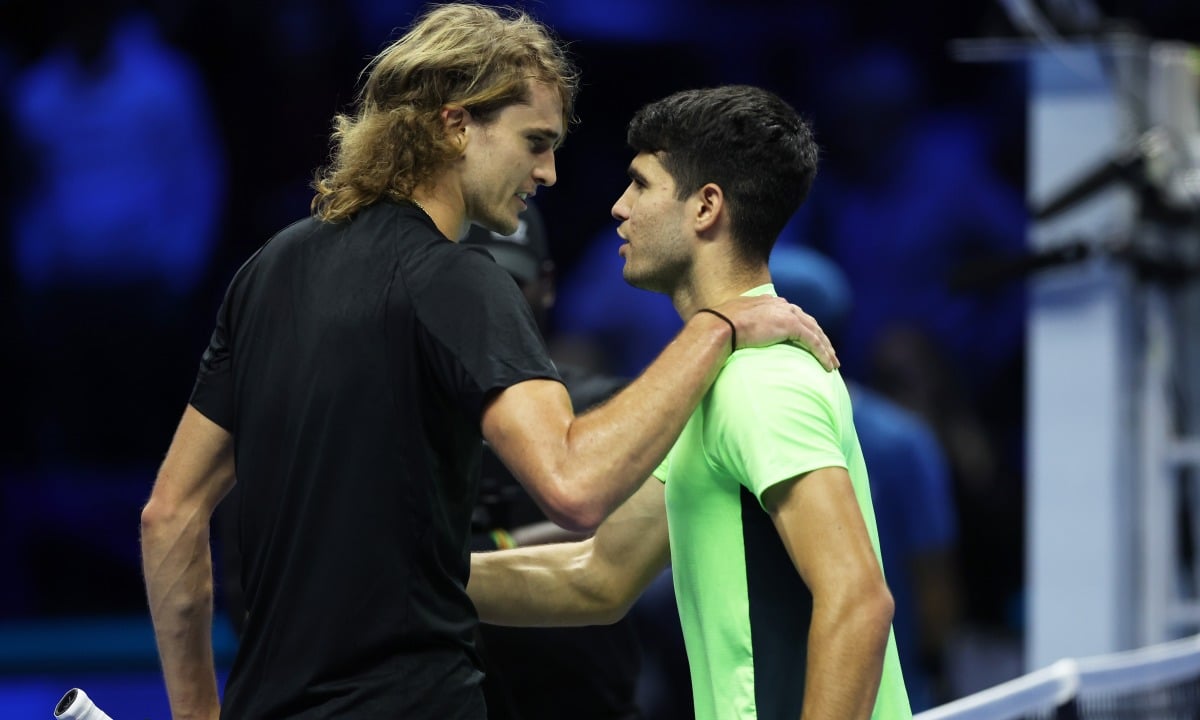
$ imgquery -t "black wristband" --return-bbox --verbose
[696,308,737,352]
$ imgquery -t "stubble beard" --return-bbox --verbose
[622,253,689,297]
[479,207,520,236]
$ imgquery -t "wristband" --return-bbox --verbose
[490,528,517,550]
[696,308,737,352]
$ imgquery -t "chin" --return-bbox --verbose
[622,267,651,292]
[497,211,522,235]
[480,215,518,237]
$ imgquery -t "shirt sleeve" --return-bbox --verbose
[652,453,670,484]
[413,246,561,422]
[188,260,248,432]
[704,345,849,508]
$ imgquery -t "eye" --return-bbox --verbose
[528,136,551,153]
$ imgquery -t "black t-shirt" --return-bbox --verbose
[191,201,560,719]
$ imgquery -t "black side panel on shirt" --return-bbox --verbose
[189,201,559,719]
[741,486,813,720]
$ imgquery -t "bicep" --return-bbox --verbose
[763,466,883,594]
[480,377,574,493]
[148,404,237,515]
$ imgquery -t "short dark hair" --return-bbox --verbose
[626,85,818,262]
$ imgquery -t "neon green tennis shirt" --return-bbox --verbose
[653,284,911,719]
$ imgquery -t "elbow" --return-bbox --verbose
[876,585,896,629]
[861,579,895,642]
[580,575,640,626]
[826,575,893,646]
[571,543,644,625]
[598,592,643,626]
[140,493,196,543]
[140,496,215,613]
[593,604,632,626]
[547,507,605,535]
[537,484,607,534]
[140,496,173,536]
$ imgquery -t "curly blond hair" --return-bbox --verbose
[310,4,579,223]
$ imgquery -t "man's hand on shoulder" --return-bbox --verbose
[705,295,839,371]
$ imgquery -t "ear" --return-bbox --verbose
[441,105,471,148]
[694,183,724,235]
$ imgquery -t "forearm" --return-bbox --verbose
[469,540,626,626]
[141,503,221,720]
[553,312,731,525]
[800,588,894,720]
[471,478,669,628]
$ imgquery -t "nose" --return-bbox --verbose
[611,186,632,221]
[534,150,557,188]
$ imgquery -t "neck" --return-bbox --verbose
[411,179,469,241]
[671,255,772,320]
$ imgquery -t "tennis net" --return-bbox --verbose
[915,633,1200,720]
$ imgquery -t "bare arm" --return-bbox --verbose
[469,477,670,626]
[140,405,236,720]
[483,295,836,531]
[763,467,894,720]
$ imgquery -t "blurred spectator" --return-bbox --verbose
[7,0,225,466]
[10,2,223,298]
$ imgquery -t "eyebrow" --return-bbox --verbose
[528,127,562,148]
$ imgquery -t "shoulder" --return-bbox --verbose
[224,216,321,290]
[424,240,520,296]
[717,343,837,396]
[268,215,325,247]
[704,344,849,436]
[343,203,519,293]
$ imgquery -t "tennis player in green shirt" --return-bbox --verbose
[469,84,911,720]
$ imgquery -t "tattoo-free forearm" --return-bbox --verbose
[800,584,894,720]
[141,503,221,720]
[470,540,626,626]
[470,478,670,628]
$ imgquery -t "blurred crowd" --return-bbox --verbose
[2,0,1199,713]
